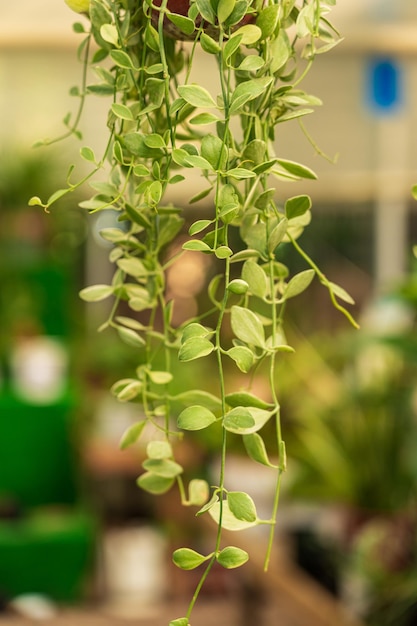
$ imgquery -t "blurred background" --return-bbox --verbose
[1,1,417,624]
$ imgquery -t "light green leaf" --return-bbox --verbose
[188,479,210,506]
[182,239,212,252]
[237,55,265,72]
[172,548,211,570]
[225,392,273,410]
[256,4,279,39]
[79,284,113,302]
[224,407,255,434]
[243,433,277,467]
[215,246,233,259]
[226,346,255,373]
[178,405,217,431]
[119,420,147,450]
[112,379,142,402]
[217,546,249,569]
[242,260,268,298]
[178,337,214,361]
[189,112,219,125]
[230,306,265,348]
[117,326,146,347]
[285,195,312,219]
[209,500,258,531]
[169,619,189,626]
[142,458,183,478]
[117,257,148,277]
[111,103,134,121]
[327,281,355,305]
[200,33,221,54]
[268,218,288,253]
[137,472,174,494]
[277,159,317,180]
[172,390,221,411]
[223,34,243,61]
[232,24,262,45]
[189,219,212,235]
[177,84,217,108]
[100,23,119,46]
[110,49,137,70]
[146,440,173,459]
[282,269,315,300]
[201,133,227,170]
[228,491,257,522]
[80,146,96,162]
[181,322,212,340]
[144,133,166,148]
[229,77,273,114]
[218,0,236,24]
[166,12,195,35]
[147,370,173,384]
[227,167,256,179]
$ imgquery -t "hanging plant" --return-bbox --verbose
[30,0,357,623]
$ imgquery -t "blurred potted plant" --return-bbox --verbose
[287,289,417,625]
[30,0,356,622]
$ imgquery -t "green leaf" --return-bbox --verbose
[178,336,214,362]
[232,24,262,44]
[117,326,146,347]
[80,146,96,162]
[172,390,221,411]
[181,322,212,340]
[268,218,288,253]
[229,77,273,114]
[201,134,227,170]
[111,378,142,402]
[237,55,265,72]
[218,0,236,24]
[169,619,189,626]
[223,34,243,62]
[242,260,268,298]
[209,500,258,531]
[183,154,214,170]
[215,246,233,259]
[224,407,255,434]
[243,433,277,467]
[100,23,119,46]
[217,546,249,569]
[200,33,221,54]
[178,405,217,431]
[228,491,257,522]
[327,281,355,305]
[117,257,148,277]
[230,306,265,348]
[110,49,136,70]
[282,269,315,300]
[172,548,210,570]
[137,472,174,494]
[190,112,219,125]
[189,219,212,235]
[142,458,183,478]
[79,284,113,302]
[270,29,291,73]
[196,0,216,23]
[167,12,195,35]
[225,392,273,410]
[111,103,134,121]
[227,167,256,180]
[256,4,279,39]
[177,84,217,108]
[119,421,147,450]
[182,239,212,252]
[147,370,173,384]
[285,195,312,220]
[146,440,173,459]
[188,479,210,506]
[226,346,254,373]
[276,159,317,180]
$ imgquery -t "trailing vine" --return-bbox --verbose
[31,0,357,623]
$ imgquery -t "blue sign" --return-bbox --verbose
[367,57,402,113]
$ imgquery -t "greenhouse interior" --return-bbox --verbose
[2,1,417,625]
